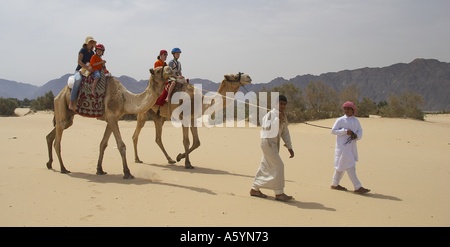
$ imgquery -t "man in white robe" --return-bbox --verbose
[250,95,295,201]
[330,101,370,194]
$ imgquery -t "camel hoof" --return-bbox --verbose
[168,158,176,164]
[185,165,194,169]
[176,153,183,162]
[123,174,135,179]
[135,159,143,164]
[46,162,52,169]
[96,170,107,175]
[61,169,71,174]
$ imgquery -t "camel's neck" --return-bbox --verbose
[123,79,162,114]
[202,80,241,113]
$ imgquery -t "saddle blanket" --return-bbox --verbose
[74,73,107,118]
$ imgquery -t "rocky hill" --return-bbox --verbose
[1,58,449,111]
[243,58,450,112]
[0,79,38,99]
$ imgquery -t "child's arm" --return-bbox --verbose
[90,55,106,67]
[92,59,105,67]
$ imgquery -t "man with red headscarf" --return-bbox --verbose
[330,101,371,194]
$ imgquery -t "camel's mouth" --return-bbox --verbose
[242,76,252,85]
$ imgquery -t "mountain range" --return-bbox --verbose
[1,58,449,111]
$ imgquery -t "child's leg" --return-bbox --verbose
[91,71,101,93]
[92,78,98,93]
[165,82,176,102]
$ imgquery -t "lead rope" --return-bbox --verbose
[302,122,332,129]
[198,87,333,129]
[193,74,334,130]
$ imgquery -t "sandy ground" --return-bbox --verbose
[0,108,449,227]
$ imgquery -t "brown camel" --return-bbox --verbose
[132,72,252,169]
[45,66,174,179]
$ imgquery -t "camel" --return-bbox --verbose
[45,66,174,179]
[132,72,252,169]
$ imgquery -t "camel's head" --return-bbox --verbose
[219,72,252,93]
[149,65,175,94]
[223,72,252,86]
[150,65,176,83]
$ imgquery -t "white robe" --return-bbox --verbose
[252,108,292,192]
[331,115,363,172]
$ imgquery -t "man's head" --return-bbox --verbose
[342,101,356,116]
[278,95,288,112]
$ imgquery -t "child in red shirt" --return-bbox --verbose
[154,49,168,68]
[90,44,107,93]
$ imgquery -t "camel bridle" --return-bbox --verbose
[236,72,249,92]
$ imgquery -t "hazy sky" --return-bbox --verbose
[1,0,449,86]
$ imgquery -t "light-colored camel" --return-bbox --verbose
[132,72,252,169]
[45,66,174,179]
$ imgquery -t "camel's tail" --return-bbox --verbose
[52,116,56,127]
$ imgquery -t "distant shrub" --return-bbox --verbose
[30,91,54,111]
[304,81,340,120]
[357,97,378,117]
[0,97,19,116]
[380,91,425,120]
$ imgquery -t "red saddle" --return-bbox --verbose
[155,82,170,106]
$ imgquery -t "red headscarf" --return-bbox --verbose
[342,101,356,115]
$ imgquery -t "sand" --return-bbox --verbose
[0,108,449,227]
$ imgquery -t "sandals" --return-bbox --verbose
[275,193,293,202]
[331,185,370,194]
[354,187,371,194]
[331,185,348,191]
[250,190,294,202]
[250,189,267,198]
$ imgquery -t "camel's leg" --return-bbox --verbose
[177,126,194,169]
[132,112,147,163]
[46,128,56,169]
[188,126,201,155]
[106,121,134,179]
[49,89,75,174]
[154,115,176,164]
[176,126,200,167]
[96,126,112,176]
[54,123,70,174]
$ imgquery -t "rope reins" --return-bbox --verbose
[197,84,268,110]
[302,122,332,129]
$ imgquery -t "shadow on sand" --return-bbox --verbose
[49,168,217,195]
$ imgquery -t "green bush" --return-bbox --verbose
[30,91,54,111]
[0,97,19,116]
[380,91,425,120]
